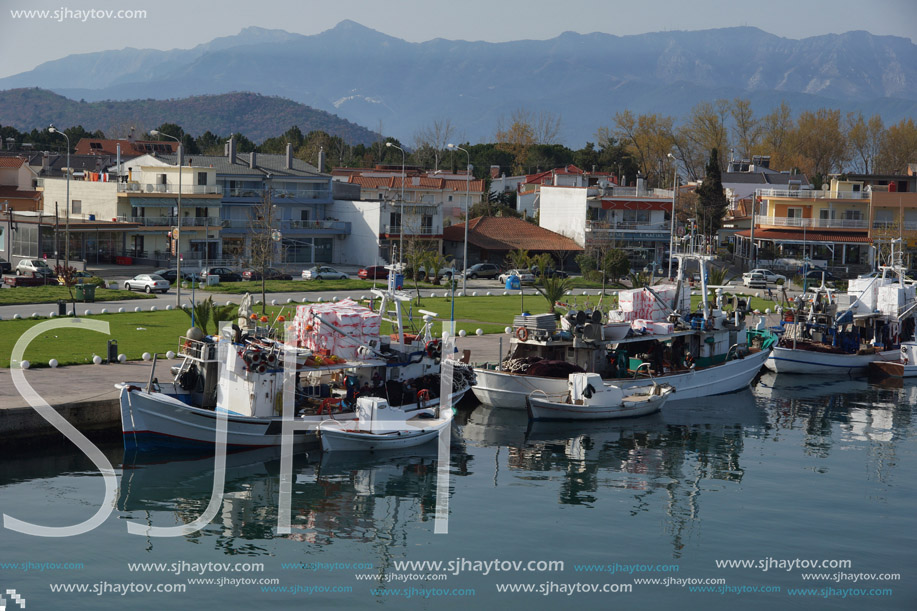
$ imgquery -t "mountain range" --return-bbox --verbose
[1,21,915,145]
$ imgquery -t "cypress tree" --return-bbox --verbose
[696,148,728,240]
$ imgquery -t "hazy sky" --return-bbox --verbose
[2,0,915,79]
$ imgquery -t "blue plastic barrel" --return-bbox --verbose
[506,276,521,290]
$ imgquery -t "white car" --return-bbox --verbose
[302,266,348,280]
[123,274,170,293]
[15,259,54,277]
[498,269,536,285]
[741,268,786,285]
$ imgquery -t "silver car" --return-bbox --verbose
[302,266,348,280]
[124,273,170,293]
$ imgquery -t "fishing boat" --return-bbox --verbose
[319,396,452,452]
[119,275,475,452]
[473,253,777,409]
[764,247,917,375]
[868,341,917,378]
[526,372,674,421]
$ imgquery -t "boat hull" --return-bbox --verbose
[473,348,769,409]
[867,360,917,378]
[121,385,469,452]
[320,418,450,452]
[765,346,899,375]
[527,388,672,421]
[120,387,320,452]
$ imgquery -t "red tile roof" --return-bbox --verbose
[0,157,25,168]
[74,138,179,156]
[348,175,484,193]
[735,228,870,243]
[443,217,583,252]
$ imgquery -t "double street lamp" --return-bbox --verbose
[47,125,70,269]
[150,130,184,306]
[447,143,471,292]
[385,142,406,268]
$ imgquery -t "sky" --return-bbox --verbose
[1,0,915,79]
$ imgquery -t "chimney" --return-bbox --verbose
[286,143,293,170]
[490,165,500,179]
[317,146,326,173]
[42,151,50,171]
[249,151,257,169]
[227,136,237,164]
[636,173,646,195]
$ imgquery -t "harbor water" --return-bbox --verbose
[0,373,914,609]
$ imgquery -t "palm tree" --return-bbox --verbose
[534,274,571,316]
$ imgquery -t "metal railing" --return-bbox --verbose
[219,219,350,232]
[586,220,669,231]
[872,220,917,231]
[759,188,867,200]
[384,224,440,235]
[117,183,223,195]
[757,216,868,229]
[117,216,222,226]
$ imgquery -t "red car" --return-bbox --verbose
[358,265,389,280]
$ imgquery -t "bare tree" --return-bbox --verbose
[413,118,455,171]
[248,188,278,314]
[731,98,763,161]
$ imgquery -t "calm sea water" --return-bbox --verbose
[1,373,915,610]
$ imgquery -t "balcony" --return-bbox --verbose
[219,219,350,234]
[116,216,222,227]
[873,220,917,231]
[759,188,867,200]
[757,216,868,229]
[586,220,670,232]
[384,225,441,236]
[117,183,223,195]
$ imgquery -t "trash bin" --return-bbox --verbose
[57,299,66,316]
[505,276,521,290]
[81,284,96,302]
[107,340,118,364]
[75,285,85,301]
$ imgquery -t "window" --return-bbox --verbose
[71,200,81,214]
[843,210,862,220]
[197,172,207,186]
[422,215,433,232]
[819,209,834,220]
[300,209,310,221]
[448,195,453,202]
[158,174,167,185]
[786,207,803,218]
[195,207,208,218]
[390,212,401,229]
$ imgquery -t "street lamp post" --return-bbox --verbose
[150,130,183,306]
[447,144,471,292]
[48,126,70,270]
[385,142,406,268]
[667,153,678,278]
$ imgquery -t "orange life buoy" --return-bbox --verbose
[515,327,529,341]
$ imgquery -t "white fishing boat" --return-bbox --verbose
[764,247,917,376]
[119,275,475,452]
[526,372,674,421]
[868,341,917,378]
[319,396,452,452]
[473,253,777,410]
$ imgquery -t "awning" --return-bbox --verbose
[128,197,177,207]
[735,228,870,244]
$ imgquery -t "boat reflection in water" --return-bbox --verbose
[118,443,472,550]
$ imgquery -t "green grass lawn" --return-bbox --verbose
[0,285,155,306]
[203,278,441,294]
[0,290,782,368]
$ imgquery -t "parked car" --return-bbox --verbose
[438,266,461,281]
[199,267,242,282]
[804,268,838,284]
[743,272,768,288]
[498,269,536,285]
[15,259,53,277]
[741,268,786,285]
[302,266,349,280]
[153,268,196,284]
[243,267,293,281]
[358,265,389,280]
[0,257,11,274]
[530,265,569,279]
[463,263,501,279]
[123,274,170,293]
